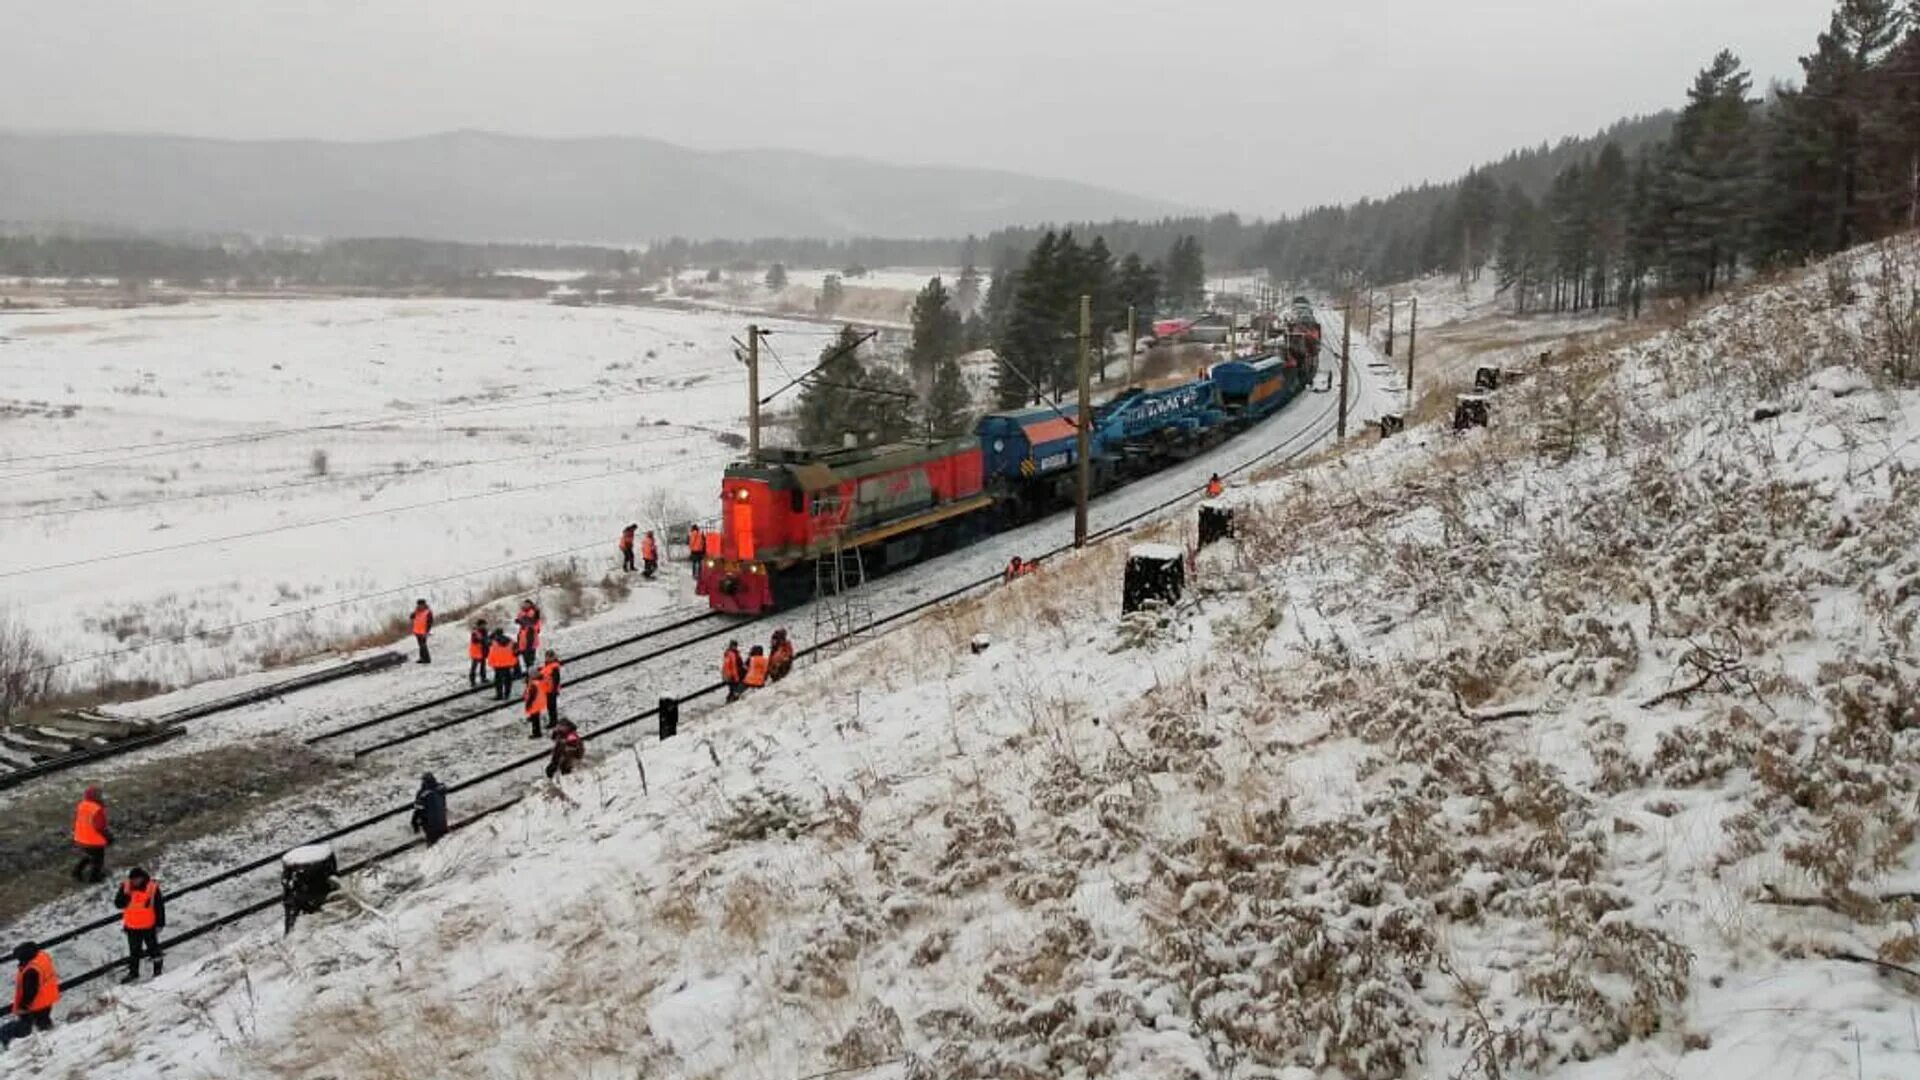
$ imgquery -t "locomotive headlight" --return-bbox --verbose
[736,489,749,501]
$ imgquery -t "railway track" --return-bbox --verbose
[303,608,738,757]
[29,372,1358,1003]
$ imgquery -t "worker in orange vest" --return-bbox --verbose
[538,650,563,724]
[619,523,638,572]
[523,665,551,740]
[1205,473,1224,498]
[767,629,794,682]
[1,943,57,1049]
[466,620,489,688]
[486,630,518,701]
[687,523,705,576]
[640,530,658,579]
[409,599,433,664]
[721,640,745,702]
[71,786,111,883]
[113,867,166,983]
[514,600,541,674]
[744,646,769,689]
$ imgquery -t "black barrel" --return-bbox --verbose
[281,843,337,934]
[658,696,679,740]
[1453,395,1490,432]
[1378,413,1405,439]
[1474,366,1502,392]
[1123,544,1186,614]
[1197,505,1234,548]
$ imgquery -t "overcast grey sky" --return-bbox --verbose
[0,0,1837,218]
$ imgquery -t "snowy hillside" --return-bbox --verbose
[13,238,1920,1079]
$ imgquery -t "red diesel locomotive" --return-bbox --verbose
[696,438,992,613]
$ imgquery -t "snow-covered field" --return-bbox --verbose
[0,298,834,691]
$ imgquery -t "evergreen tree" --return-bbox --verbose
[906,276,964,386]
[925,358,973,437]
[1665,50,1759,294]
[795,326,914,448]
[1163,235,1207,311]
[816,273,845,315]
[954,263,983,315]
[994,231,1060,408]
[796,325,869,448]
[764,262,788,290]
[1495,185,1545,313]
[1116,252,1161,355]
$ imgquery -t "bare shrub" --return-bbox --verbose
[0,609,59,721]
[1866,246,1920,384]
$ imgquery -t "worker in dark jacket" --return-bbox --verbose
[410,773,449,844]
[545,719,584,779]
[71,786,111,883]
[768,629,794,682]
[410,599,434,664]
[1,942,57,1049]
[467,620,489,688]
[113,868,165,982]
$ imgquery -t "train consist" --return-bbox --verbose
[696,301,1325,614]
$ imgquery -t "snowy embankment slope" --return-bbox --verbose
[0,299,828,690]
[20,237,1920,1080]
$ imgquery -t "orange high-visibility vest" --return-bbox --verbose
[486,641,516,668]
[73,796,108,847]
[540,659,561,689]
[619,529,635,552]
[722,650,743,683]
[121,880,158,930]
[1206,478,1223,497]
[468,631,486,660]
[744,654,769,687]
[524,675,550,715]
[411,607,431,635]
[688,525,703,551]
[12,951,57,1014]
[640,535,657,561]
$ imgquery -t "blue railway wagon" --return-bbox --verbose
[976,404,1087,482]
[1211,352,1297,420]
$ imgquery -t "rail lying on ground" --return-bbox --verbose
[41,383,1354,1002]
[0,652,407,792]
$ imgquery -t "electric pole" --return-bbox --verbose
[1337,296,1352,440]
[1385,296,1396,358]
[1406,297,1418,413]
[746,323,761,460]
[1365,291,1375,337]
[1074,295,1092,549]
[1125,303,1136,386]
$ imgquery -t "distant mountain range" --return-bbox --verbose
[0,129,1185,243]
